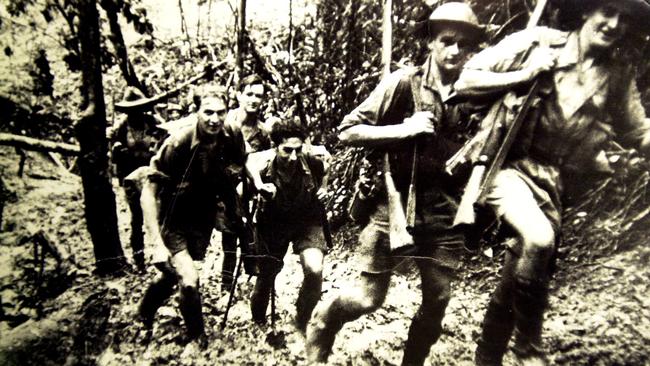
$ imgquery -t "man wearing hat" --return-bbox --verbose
[454,0,650,364]
[109,86,164,270]
[306,3,485,365]
[137,84,248,345]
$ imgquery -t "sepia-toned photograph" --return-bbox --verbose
[1,0,649,365]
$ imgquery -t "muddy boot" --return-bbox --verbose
[401,299,447,366]
[474,297,515,366]
[511,277,549,366]
[139,273,177,328]
[305,315,342,363]
[179,285,205,340]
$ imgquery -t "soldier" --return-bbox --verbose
[226,74,272,152]
[246,120,331,333]
[137,84,248,345]
[220,74,273,290]
[453,0,650,364]
[109,87,164,270]
[306,3,485,365]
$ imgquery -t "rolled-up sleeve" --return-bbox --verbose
[615,78,650,146]
[338,69,411,132]
[148,136,175,183]
[464,27,566,73]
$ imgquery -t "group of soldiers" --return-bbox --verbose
[109,0,650,365]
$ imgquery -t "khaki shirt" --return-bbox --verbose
[149,120,247,230]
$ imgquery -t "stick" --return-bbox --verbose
[220,251,244,330]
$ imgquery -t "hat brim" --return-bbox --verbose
[413,19,486,42]
[558,0,650,29]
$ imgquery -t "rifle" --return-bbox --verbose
[452,0,548,228]
[221,193,259,330]
[386,73,424,255]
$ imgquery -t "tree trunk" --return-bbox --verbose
[235,0,247,86]
[100,0,146,95]
[178,0,192,47]
[382,0,393,77]
[75,0,127,275]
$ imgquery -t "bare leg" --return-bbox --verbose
[139,265,177,328]
[250,254,282,324]
[172,250,204,340]
[306,272,391,363]
[295,248,324,333]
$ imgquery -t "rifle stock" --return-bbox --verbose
[384,154,415,253]
[452,163,485,227]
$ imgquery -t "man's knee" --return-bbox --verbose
[177,265,199,289]
[303,261,323,282]
[521,221,555,256]
[356,274,390,312]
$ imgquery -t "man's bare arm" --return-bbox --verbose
[454,48,556,97]
[140,179,166,255]
[338,111,435,148]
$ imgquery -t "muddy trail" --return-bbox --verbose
[0,146,648,366]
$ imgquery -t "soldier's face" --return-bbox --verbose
[197,97,227,136]
[581,4,630,50]
[237,84,265,114]
[276,137,304,166]
[428,26,476,77]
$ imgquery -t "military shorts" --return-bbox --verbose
[161,224,213,260]
[358,202,466,275]
[255,215,327,273]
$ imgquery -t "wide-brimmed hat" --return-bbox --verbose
[554,0,650,30]
[115,87,152,112]
[414,2,485,40]
[122,86,146,103]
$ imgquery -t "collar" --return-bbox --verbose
[556,31,580,70]
[421,54,455,101]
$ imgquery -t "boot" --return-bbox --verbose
[401,301,446,366]
[511,277,549,366]
[179,285,205,340]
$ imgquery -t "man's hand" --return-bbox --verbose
[403,111,435,137]
[316,187,328,204]
[256,182,277,199]
[525,47,556,80]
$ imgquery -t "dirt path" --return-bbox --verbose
[1,146,648,365]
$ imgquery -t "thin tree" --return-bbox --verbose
[235,0,246,86]
[100,0,146,94]
[76,0,127,275]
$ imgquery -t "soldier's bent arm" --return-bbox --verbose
[338,69,434,148]
[140,178,165,249]
[339,117,434,147]
[455,27,560,97]
[245,149,276,196]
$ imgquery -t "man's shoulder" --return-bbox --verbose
[161,121,195,152]
[386,67,419,88]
